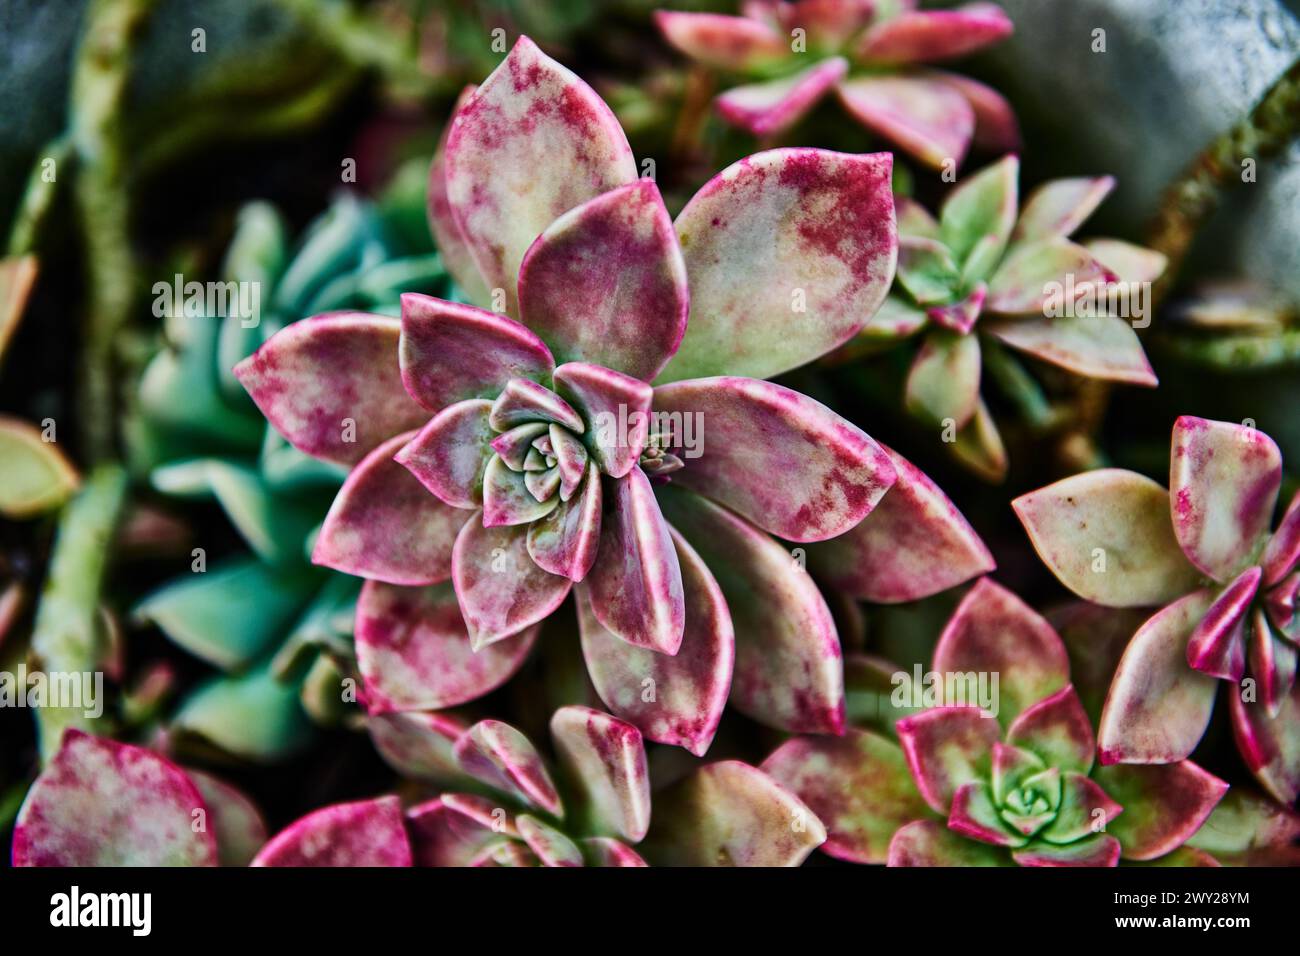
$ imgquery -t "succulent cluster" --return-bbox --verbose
[6,2,1300,872]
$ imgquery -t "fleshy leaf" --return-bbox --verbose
[585,467,684,653]
[895,707,999,815]
[808,444,994,602]
[927,70,1020,152]
[549,706,651,842]
[578,527,733,756]
[482,455,560,526]
[1013,176,1115,243]
[1249,607,1297,717]
[453,719,564,817]
[0,415,79,518]
[988,314,1157,386]
[927,282,986,334]
[443,36,636,311]
[949,781,1024,847]
[186,768,268,868]
[1170,416,1282,583]
[1094,761,1228,860]
[356,580,537,713]
[399,295,554,412]
[642,761,826,866]
[1185,566,1259,680]
[904,329,981,429]
[986,238,1114,315]
[516,814,584,867]
[13,730,217,866]
[932,578,1070,725]
[395,399,494,509]
[1230,681,1300,804]
[1262,490,1300,586]
[1006,684,1095,774]
[715,57,847,137]
[887,819,1011,866]
[654,376,896,541]
[171,660,314,763]
[526,462,602,581]
[252,796,412,867]
[1011,833,1121,867]
[451,516,573,648]
[762,729,931,864]
[658,487,844,735]
[488,377,584,433]
[856,4,1014,64]
[939,154,1018,266]
[896,236,961,305]
[952,398,1007,482]
[663,148,897,381]
[581,837,648,867]
[552,362,652,478]
[653,10,788,71]
[517,180,687,381]
[1098,589,1219,764]
[1185,787,1300,866]
[427,87,491,305]
[233,314,428,466]
[313,432,465,585]
[1039,771,1122,845]
[405,796,501,867]
[837,75,974,170]
[1013,469,1203,607]
[368,711,470,784]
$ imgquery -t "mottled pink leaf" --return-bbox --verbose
[451,516,573,648]
[427,86,491,305]
[895,707,999,814]
[368,711,471,784]
[585,467,684,654]
[932,578,1070,725]
[1094,761,1228,860]
[516,814,584,866]
[356,580,537,713]
[808,444,994,602]
[837,75,975,169]
[927,283,986,334]
[453,719,564,817]
[517,180,687,381]
[551,362,652,478]
[653,10,788,71]
[1013,469,1203,607]
[578,527,733,756]
[887,818,1010,866]
[443,37,636,311]
[13,730,217,866]
[986,237,1114,315]
[987,314,1157,386]
[1013,176,1115,243]
[658,487,844,735]
[662,148,897,381]
[763,729,933,864]
[488,377,584,433]
[948,781,1024,847]
[1186,566,1259,680]
[1038,771,1122,845]
[233,314,427,466]
[1185,787,1300,866]
[395,400,494,509]
[1083,238,1167,285]
[481,455,559,527]
[526,462,602,581]
[252,796,412,867]
[1006,684,1094,774]
[1262,490,1300,587]
[1011,833,1121,867]
[1249,607,1297,717]
[314,431,465,585]
[856,4,1013,64]
[550,706,651,842]
[1230,680,1300,804]
[1170,416,1283,583]
[1098,589,1219,764]
[653,376,896,541]
[581,837,647,866]
[928,70,1020,152]
[405,796,501,867]
[642,761,826,866]
[185,768,268,867]
[715,57,847,137]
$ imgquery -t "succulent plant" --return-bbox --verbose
[851,154,1165,481]
[1159,280,1300,370]
[252,705,825,867]
[12,729,267,866]
[1014,415,1300,803]
[655,1,1018,168]
[762,578,1228,865]
[235,35,996,754]
[128,177,451,762]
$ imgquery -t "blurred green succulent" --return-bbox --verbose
[126,162,451,763]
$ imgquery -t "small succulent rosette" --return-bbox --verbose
[762,579,1229,866]
[1015,415,1300,804]
[235,36,994,753]
[12,730,267,866]
[849,155,1165,480]
[129,182,450,762]
[656,0,1017,167]
[252,706,824,867]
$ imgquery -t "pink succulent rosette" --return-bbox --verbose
[762,579,1229,866]
[656,0,1018,168]
[252,706,825,867]
[855,155,1165,482]
[1015,416,1300,804]
[234,37,996,753]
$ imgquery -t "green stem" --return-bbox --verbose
[29,465,129,761]
[6,137,73,257]
[980,335,1057,430]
